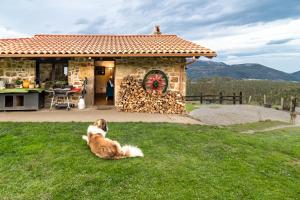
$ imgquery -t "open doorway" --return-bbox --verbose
[94,61,115,106]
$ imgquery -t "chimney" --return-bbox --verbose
[153,25,162,35]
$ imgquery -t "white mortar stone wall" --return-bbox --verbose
[0,58,36,84]
[114,57,186,104]
[68,58,95,106]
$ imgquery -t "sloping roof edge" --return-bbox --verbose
[0,34,217,58]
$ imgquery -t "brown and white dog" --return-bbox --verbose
[86,119,108,137]
[82,119,143,159]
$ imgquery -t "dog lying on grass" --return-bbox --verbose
[82,119,143,159]
[86,118,108,137]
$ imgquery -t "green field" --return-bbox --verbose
[0,122,300,199]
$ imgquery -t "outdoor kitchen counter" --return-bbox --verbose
[0,88,45,111]
[0,88,45,94]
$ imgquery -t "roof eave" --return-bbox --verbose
[0,52,217,58]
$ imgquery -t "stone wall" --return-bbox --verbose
[0,58,36,84]
[0,57,187,111]
[68,58,94,106]
[115,57,186,104]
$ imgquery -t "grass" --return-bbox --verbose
[0,122,300,199]
[185,102,200,112]
[228,120,290,132]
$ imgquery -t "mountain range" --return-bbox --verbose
[186,60,300,82]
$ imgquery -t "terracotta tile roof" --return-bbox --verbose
[0,34,216,58]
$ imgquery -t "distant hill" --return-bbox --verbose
[291,71,300,80]
[187,61,300,82]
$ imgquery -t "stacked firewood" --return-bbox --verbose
[117,76,185,114]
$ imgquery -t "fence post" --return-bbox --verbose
[200,93,203,104]
[248,96,252,104]
[281,97,284,110]
[291,97,297,112]
[233,92,236,104]
[219,92,223,104]
[264,95,267,105]
[239,92,242,104]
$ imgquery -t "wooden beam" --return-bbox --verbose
[35,59,40,84]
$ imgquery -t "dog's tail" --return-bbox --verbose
[121,145,144,158]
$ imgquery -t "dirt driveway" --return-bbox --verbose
[190,105,300,125]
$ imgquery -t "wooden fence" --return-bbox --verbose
[185,92,243,104]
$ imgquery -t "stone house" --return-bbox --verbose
[0,28,216,113]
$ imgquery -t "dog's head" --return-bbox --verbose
[94,119,108,132]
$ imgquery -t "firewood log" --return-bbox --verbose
[117,75,185,114]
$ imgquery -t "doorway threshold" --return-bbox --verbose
[95,105,115,110]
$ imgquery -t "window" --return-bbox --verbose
[95,66,105,75]
[39,62,68,83]
[52,63,68,81]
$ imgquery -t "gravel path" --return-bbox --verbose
[190,105,300,126]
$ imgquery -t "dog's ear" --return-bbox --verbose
[101,119,107,132]
[94,119,101,127]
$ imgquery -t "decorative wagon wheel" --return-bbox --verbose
[143,70,168,93]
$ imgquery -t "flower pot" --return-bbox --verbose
[29,84,35,89]
[23,80,30,88]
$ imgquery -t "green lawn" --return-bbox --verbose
[228,120,289,132]
[0,122,300,199]
[185,102,200,112]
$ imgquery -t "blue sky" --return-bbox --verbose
[0,0,299,73]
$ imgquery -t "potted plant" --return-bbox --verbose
[15,78,23,88]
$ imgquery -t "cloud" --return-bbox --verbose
[74,18,89,25]
[1,0,299,36]
[196,18,300,52]
[77,17,107,34]
[266,38,295,45]
[195,18,300,73]
[0,25,27,38]
[119,0,300,37]
[0,0,299,72]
